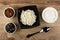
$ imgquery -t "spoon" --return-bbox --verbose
[27,27,51,38]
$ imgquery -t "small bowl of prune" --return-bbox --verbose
[4,23,17,34]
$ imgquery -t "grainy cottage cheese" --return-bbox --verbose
[20,9,36,26]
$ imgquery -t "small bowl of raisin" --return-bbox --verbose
[4,23,17,34]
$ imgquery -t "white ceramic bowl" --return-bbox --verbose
[4,23,17,34]
[42,7,58,23]
[3,7,15,18]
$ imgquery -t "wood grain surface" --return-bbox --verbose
[0,0,60,40]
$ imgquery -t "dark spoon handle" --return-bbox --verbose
[27,31,40,38]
